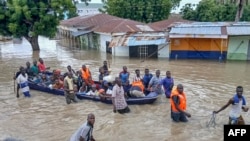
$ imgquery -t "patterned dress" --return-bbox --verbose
[112,84,127,110]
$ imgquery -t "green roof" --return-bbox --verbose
[76,3,104,9]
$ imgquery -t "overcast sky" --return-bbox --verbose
[89,0,201,13]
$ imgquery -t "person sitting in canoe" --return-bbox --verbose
[25,61,34,79]
[99,67,109,87]
[67,65,76,76]
[52,79,64,90]
[102,60,110,75]
[38,58,50,73]
[130,69,145,97]
[86,84,99,96]
[98,81,113,100]
[50,69,61,84]
[80,64,94,88]
[38,73,50,87]
[31,60,39,77]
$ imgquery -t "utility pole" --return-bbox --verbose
[235,0,244,22]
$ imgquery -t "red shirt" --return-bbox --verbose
[38,63,46,72]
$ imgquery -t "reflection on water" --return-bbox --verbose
[0,37,250,141]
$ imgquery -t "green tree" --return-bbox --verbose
[0,0,77,51]
[195,0,218,22]
[180,3,197,21]
[214,3,236,21]
[241,4,250,21]
[0,0,10,36]
[100,0,180,23]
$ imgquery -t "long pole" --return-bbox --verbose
[13,72,16,93]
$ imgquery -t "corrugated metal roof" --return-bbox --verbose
[94,19,156,33]
[60,14,159,33]
[127,36,166,46]
[176,22,231,27]
[170,26,222,35]
[149,16,191,31]
[109,33,167,47]
[60,14,121,28]
[227,26,250,35]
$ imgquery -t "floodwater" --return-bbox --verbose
[0,36,249,141]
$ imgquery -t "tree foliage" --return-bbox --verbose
[180,0,250,22]
[100,0,181,23]
[0,0,77,50]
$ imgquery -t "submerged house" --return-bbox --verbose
[109,31,167,58]
[169,22,228,60]
[58,13,168,58]
[226,23,250,60]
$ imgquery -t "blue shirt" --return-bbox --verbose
[161,77,174,97]
[143,73,153,88]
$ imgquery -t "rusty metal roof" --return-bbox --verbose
[109,32,167,47]
[60,14,121,29]
[60,14,160,33]
[149,17,191,31]
[94,19,157,33]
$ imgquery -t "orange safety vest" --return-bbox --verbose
[81,68,91,80]
[170,89,187,112]
[132,80,144,92]
[81,68,93,85]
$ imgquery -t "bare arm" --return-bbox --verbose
[112,97,116,113]
[214,98,233,114]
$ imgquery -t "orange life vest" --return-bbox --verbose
[81,68,93,85]
[81,68,90,80]
[170,89,187,112]
[132,80,144,91]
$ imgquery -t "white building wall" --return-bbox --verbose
[77,8,100,16]
[112,46,129,57]
[99,33,112,52]
[158,44,169,58]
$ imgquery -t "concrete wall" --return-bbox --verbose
[112,46,129,57]
[158,44,169,58]
[77,8,100,16]
[170,38,228,59]
[227,36,250,60]
[99,33,112,52]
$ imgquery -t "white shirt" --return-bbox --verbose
[229,99,243,118]
[17,73,28,84]
[70,122,92,141]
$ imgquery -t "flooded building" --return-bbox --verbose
[226,23,250,60]
[169,22,229,60]
[58,13,168,58]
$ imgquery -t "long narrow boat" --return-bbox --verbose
[28,80,158,105]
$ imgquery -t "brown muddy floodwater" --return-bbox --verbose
[0,37,250,141]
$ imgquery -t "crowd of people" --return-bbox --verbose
[14,59,249,128]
